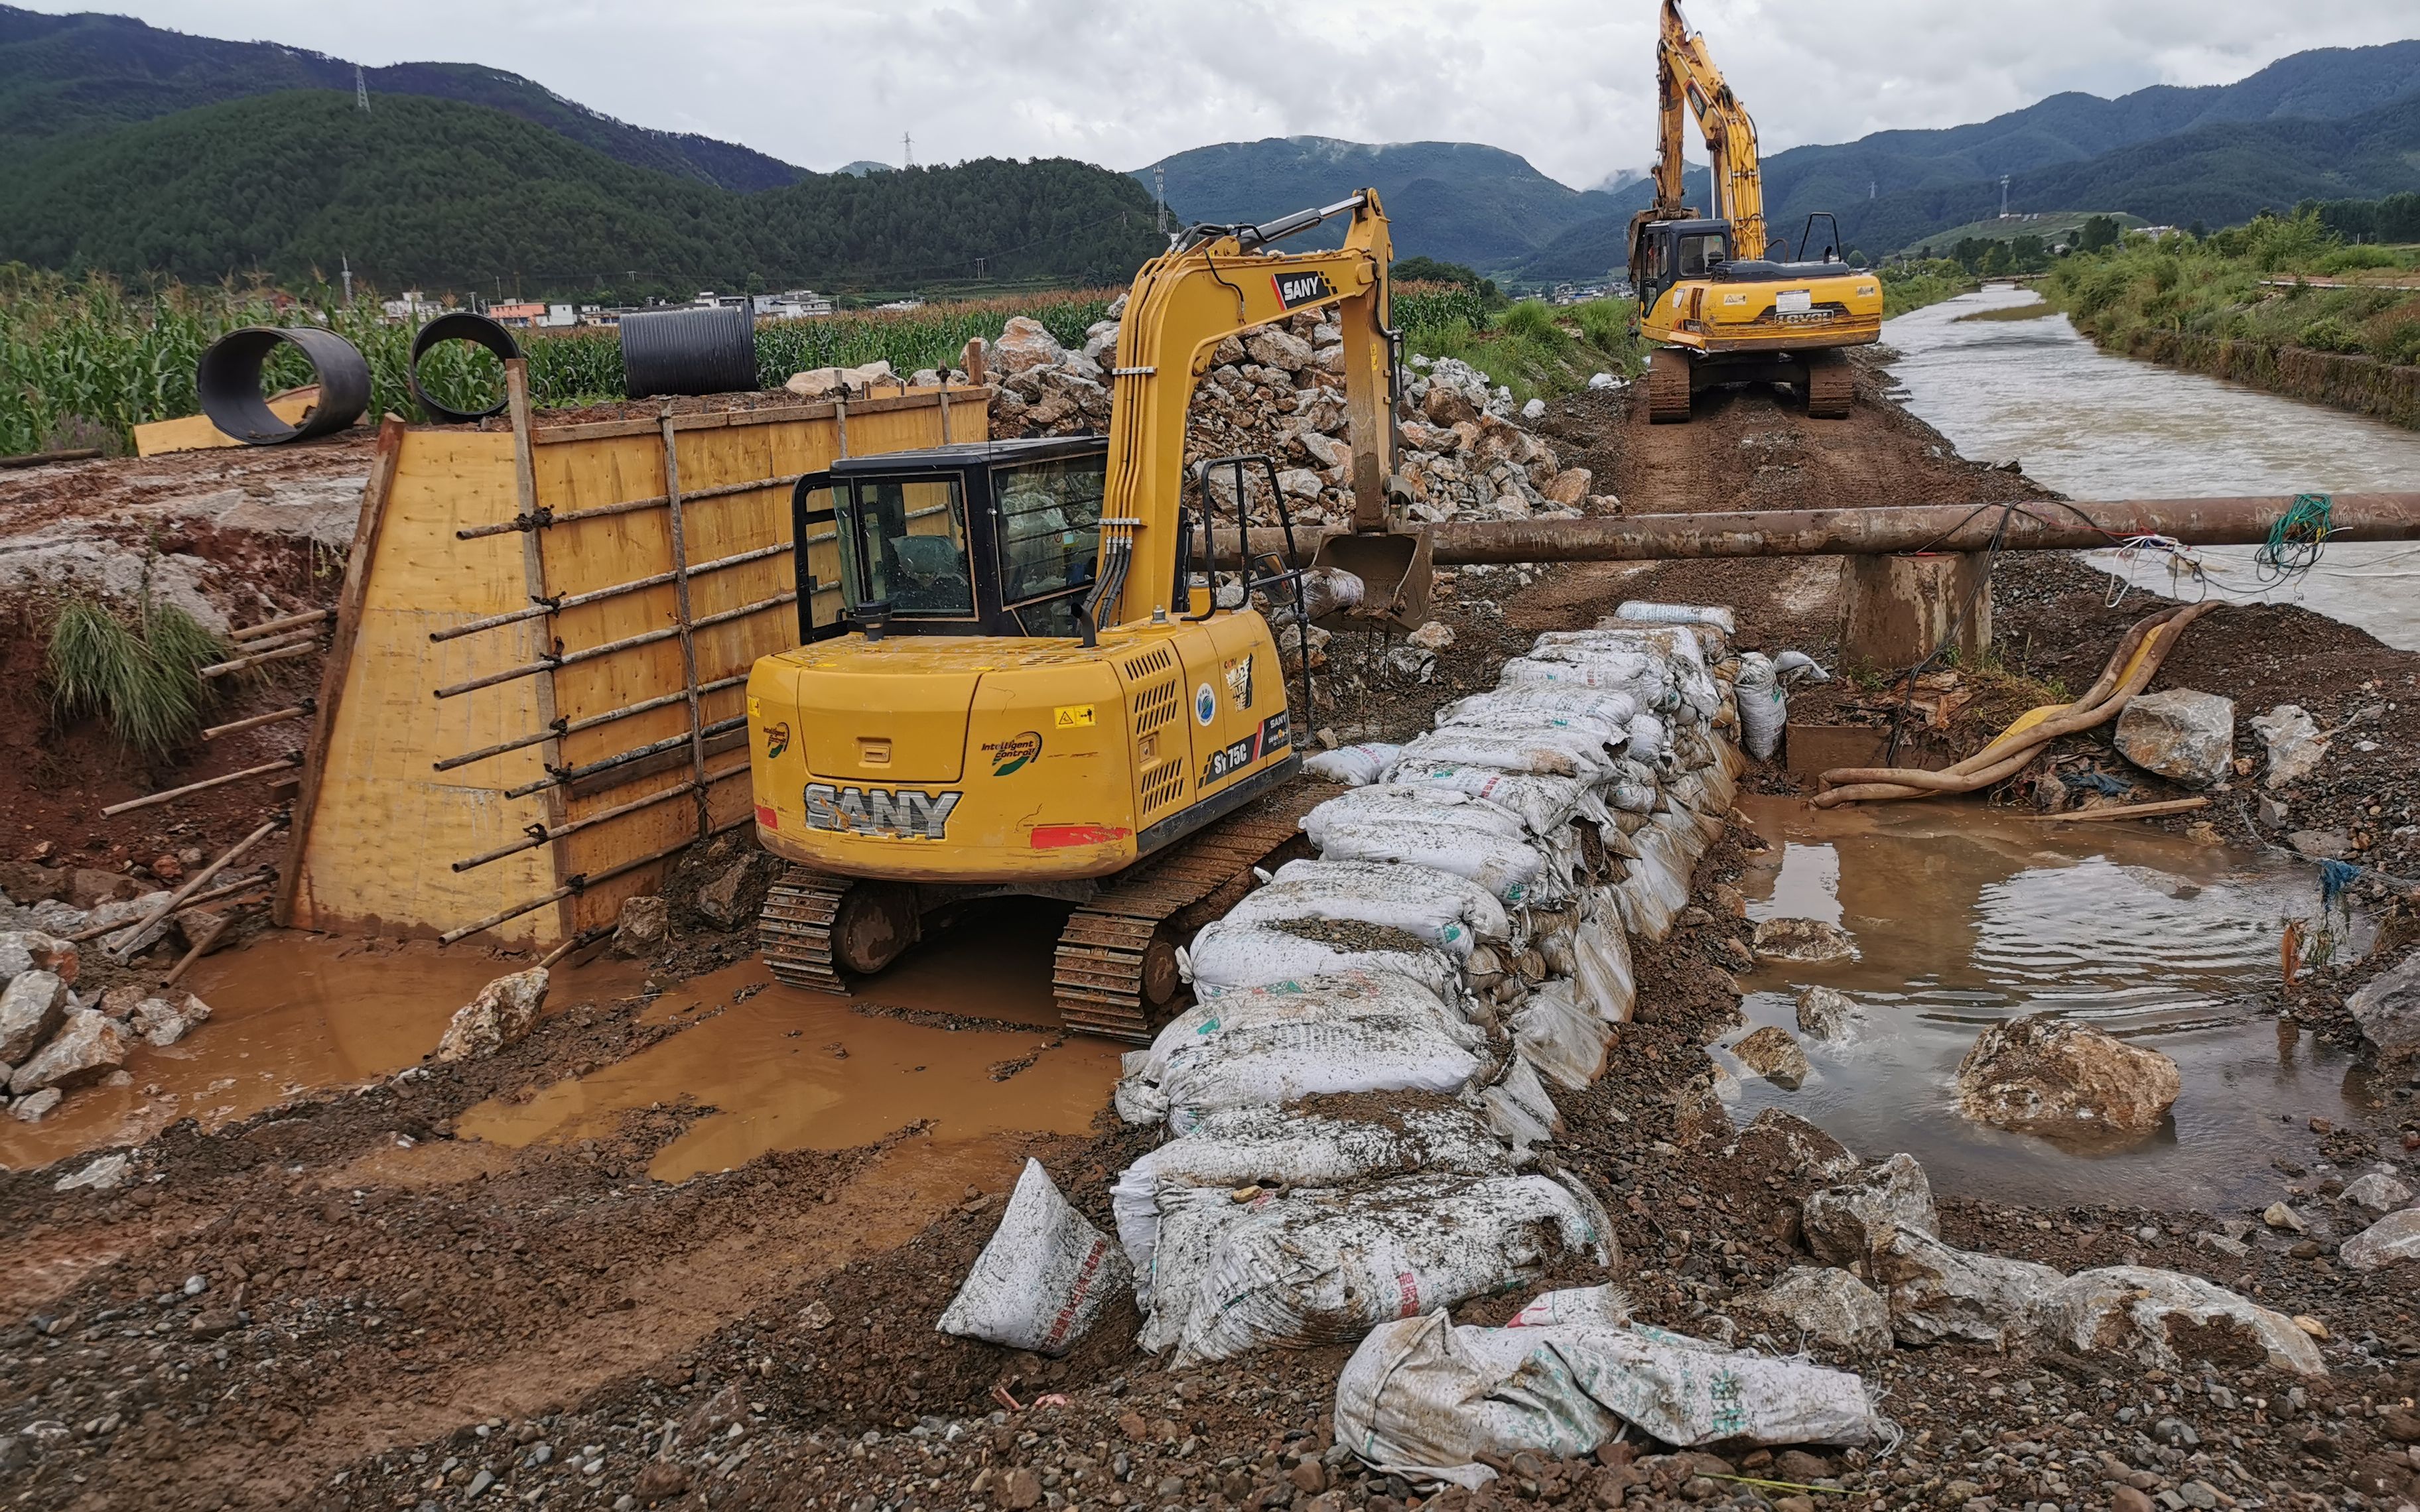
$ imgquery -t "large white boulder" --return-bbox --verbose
[0,930,77,986]
[2114,688,2236,787]
[1802,1153,1938,1266]
[1741,1266,1893,1355]
[2031,1266,2326,1376]
[2338,1210,2420,1272]
[1872,1228,2062,1348]
[433,968,549,1062]
[988,316,1067,377]
[1954,1015,2180,1135]
[0,969,70,1066]
[2250,704,2328,788]
[8,1009,128,1095]
[2347,951,2420,1067]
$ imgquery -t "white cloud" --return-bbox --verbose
[27,0,2420,186]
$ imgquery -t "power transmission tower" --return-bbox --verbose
[341,253,354,307]
[1868,178,1875,201]
[1999,174,2010,218]
[1153,164,1168,234]
[356,65,369,112]
[903,131,914,168]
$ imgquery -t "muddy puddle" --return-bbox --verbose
[0,936,647,1171]
[458,901,1123,1182]
[1721,796,2379,1210]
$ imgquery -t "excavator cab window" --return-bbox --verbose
[994,456,1105,633]
[837,475,976,619]
[1677,230,1729,279]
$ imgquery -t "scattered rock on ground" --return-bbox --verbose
[2114,688,2236,787]
[1794,984,1859,1040]
[2250,704,2329,788]
[129,992,212,1047]
[1738,1107,1860,1182]
[1801,1153,1937,1266]
[2341,1171,2413,1214]
[0,968,70,1065]
[433,968,549,1063]
[1739,1265,1893,1354]
[1751,917,1855,963]
[1872,1227,2063,1348]
[0,929,76,984]
[2347,949,2420,1066]
[614,894,670,958]
[1729,1025,1812,1086]
[2338,1209,2420,1271]
[9,1086,60,1121]
[693,856,776,931]
[1952,1014,2180,1135]
[2033,1265,2328,1375]
[2288,828,2354,861]
[7,1009,128,1095]
[988,317,1066,377]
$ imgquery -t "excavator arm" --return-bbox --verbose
[1089,191,1399,636]
[1651,0,1767,259]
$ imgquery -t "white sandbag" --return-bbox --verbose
[1392,725,1620,781]
[1385,761,1607,836]
[1611,816,1696,940]
[1438,686,1640,736]
[1735,652,1786,760]
[1237,859,1510,951]
[1184,918,1465,1003]
[1116,975,1487,1133]
[1613,601,1736,634]
[1532,626,1725,722]
[1303,784,1532,846]
[936,1159,1132,1356]
[1304,742,1402,786]
[1333,1308,1879,1487]
[1509,981,1613,1089]
[1625,710,1672,770]
[1475,1056,1562,1145]
[1569,891,1636,1023]
[1110,1100,1522,1282]
[1496,656,1669,708]
[1166,1173,1613,1365]
[1430,704,1630,751]
[1310,817,1547,903]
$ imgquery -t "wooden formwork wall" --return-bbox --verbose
[279,373,988,947]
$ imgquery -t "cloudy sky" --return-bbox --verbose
[36,0,2420,186]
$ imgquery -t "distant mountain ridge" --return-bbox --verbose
[0,4,811,190]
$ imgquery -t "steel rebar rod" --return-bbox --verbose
[431,592,795,700]
[452,471,808,540]
[202,702,312,741]
[450,757,751,873]
[230,608,332,642]
[101,753,302,816]
[426,540,791,644]
[501,714,748,800]
[437,817,748,946]
[430,673,750,773]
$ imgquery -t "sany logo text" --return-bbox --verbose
[802,784,961,839]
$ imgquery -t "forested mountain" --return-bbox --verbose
[0,92,1165,295]
[0,3,809,190]
[1137,137,1618,268]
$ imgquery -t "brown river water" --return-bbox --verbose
[1885,284,2420,652]
[1723,796,2380,1209]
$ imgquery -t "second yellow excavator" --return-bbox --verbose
[744,191,1432,1040]
[1629,0,1883,422]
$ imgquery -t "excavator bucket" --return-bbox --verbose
[1308,525,1433,635]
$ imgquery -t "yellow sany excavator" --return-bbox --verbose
[1629,0,1883,422]
[744,191,1431,1040]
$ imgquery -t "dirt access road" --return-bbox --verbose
[2,373,2416,1512]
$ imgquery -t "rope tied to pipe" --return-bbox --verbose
[2256,492,2332,586]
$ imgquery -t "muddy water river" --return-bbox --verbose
[1725,796,2377,1209]
[1885,284,2420,651]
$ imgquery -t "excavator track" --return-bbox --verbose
[1647,347,1694,423]
[1051,783,1331,1043]
[758,868,850,995]
[1804,349,1853,419]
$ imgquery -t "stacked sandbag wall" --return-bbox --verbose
[1107,604,1749,1365]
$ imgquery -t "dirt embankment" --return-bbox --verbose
[2082,327,2420,432]
[3,377,2417,1512]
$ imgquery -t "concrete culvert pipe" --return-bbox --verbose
[408,312,521,424]
[195,326,371,444]
[618,304,759,399]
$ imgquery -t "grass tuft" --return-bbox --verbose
[46,594,226,756]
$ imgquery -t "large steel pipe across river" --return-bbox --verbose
[1211,494,2420,566]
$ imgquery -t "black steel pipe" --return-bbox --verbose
[619,304,758,398]
[1209,494,2420,566]
[409,312,521,424]
[196,326,371,444]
